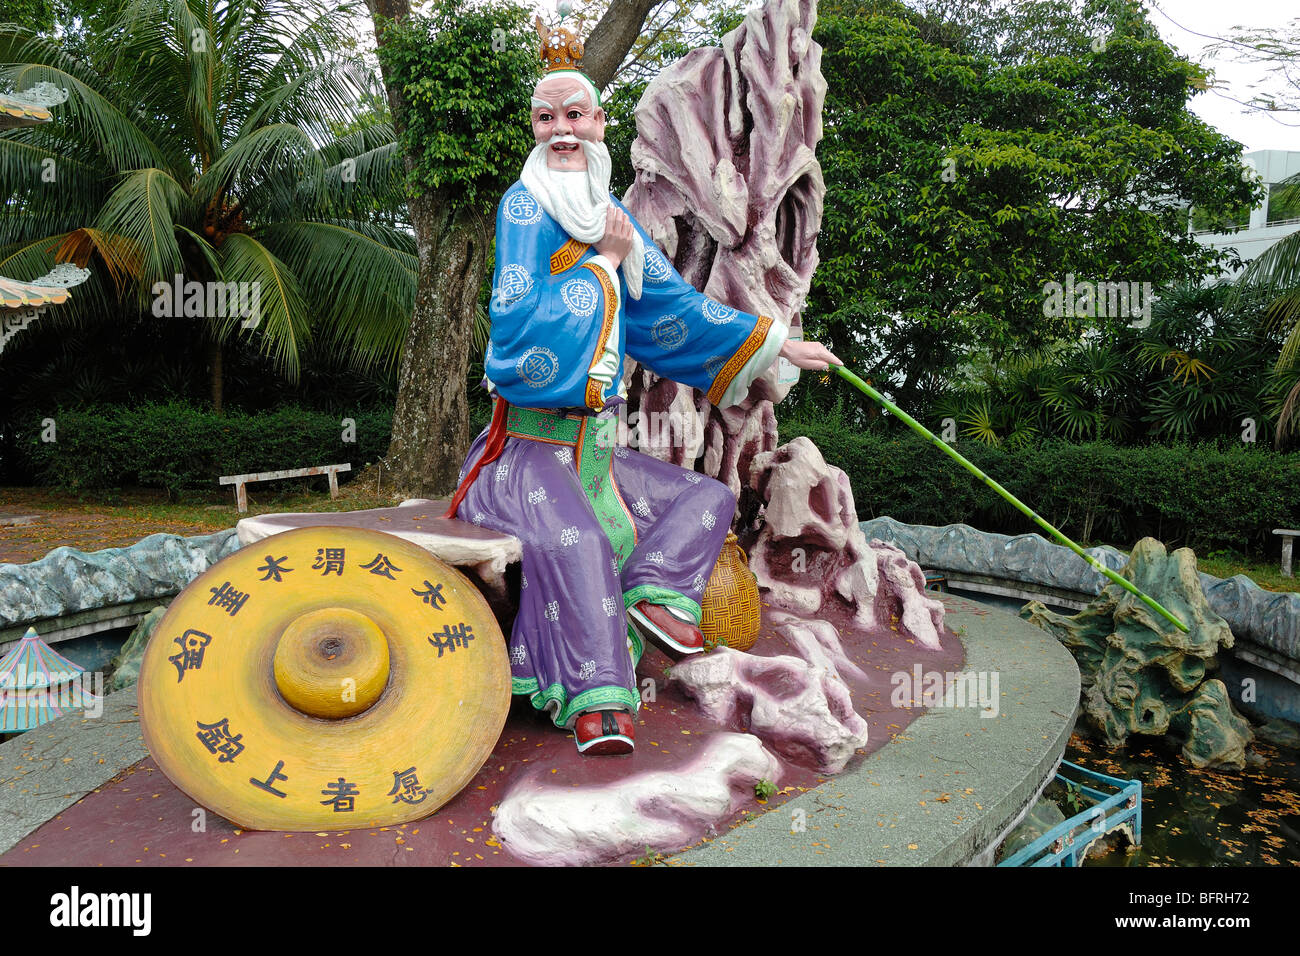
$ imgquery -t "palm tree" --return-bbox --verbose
[934,282,1287,445]
[1230,170,1300,442]
[0,0,414,411]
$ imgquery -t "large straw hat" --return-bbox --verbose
[137,526,510,831]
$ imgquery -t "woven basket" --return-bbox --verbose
[699,532,761,651]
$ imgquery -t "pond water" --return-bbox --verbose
[1066,734,1300,867]
[939,588,1300,867]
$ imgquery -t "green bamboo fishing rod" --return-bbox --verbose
[831,364,1189,632]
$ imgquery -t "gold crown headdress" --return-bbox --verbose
[534,15,599,107]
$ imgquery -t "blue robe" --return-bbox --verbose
[484,181,781,413]
[457,181,786,729]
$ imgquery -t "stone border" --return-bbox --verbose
[0,529,240,643]
[666,594,1081,866]
[861,517,1300,666]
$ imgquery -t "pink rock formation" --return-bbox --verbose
[768,612,868,682]
[747,437,946,649]
[670,618,869,773]
[618,0,943,645]
[491,733,781,866]
[622,0,825,497]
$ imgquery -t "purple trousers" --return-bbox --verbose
[456,413,734,728]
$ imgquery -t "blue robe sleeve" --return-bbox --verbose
[614,196,788,408]
[485,183,624,411]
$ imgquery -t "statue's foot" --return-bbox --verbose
[628,601,706,660]
[574,709,635,756]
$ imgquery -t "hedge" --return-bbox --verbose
[781,420,1300,558]
[12,402,393,499]
[9,401,1299,556]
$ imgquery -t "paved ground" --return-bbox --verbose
[0,689,148,855]
[0,592,1079,866]
[0,481,404,564]
[669,593,1080,865]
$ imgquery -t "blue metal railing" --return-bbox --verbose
[998,760,1142,867]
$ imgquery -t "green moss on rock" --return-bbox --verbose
[1022,538,1254,769]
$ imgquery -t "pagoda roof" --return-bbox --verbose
[0,627,98,733]
[0,83,69,130]
[0,263,92,311]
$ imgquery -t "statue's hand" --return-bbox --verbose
[595,206,635,270]
[780,338,842,371]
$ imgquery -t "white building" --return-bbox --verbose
[1192,149,1300,275]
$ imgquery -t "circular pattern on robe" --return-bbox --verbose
[652,314,688,350]
[643,248,671,283]
[136,526,511,832]
[705,354,728,379]
[517,346,559,388]
[499,265,533,305]
[703,301,738,325]
[560,277,599,317]
[504,191,543,225]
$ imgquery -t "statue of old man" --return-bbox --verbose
[445,18,840,755]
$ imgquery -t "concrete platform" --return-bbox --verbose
[666,592,1080,865]
[0,593,1079,865]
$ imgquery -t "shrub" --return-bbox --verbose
[781,419,1300,557]
[14,402,392,500]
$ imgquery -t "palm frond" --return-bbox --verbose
[294,140,405,219]
[192,122,317,207]
[0,27,175,174]
[960,401,1000,445]
[217,231,312,381]
[1233,229,1300,367]
[259,218,414,373]
[92,167,190,298]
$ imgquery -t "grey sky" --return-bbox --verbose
[1147,0,1297,151]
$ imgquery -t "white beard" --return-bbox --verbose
[521,136,644,300]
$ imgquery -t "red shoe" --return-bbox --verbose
[628,601,705,660]
[574,710,635,755]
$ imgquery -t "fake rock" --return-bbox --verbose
[492,732,780,866]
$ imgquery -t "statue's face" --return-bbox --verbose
[531,75,605,171]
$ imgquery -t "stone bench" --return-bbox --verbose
[219,463,351,513]
[235,499,523,620]
[1275,529,1299,578]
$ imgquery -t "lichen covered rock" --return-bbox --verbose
[1022,538,1254,769]
[109,603,169,691]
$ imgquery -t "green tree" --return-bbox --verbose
[935,282,1289,446]
[801,0,1260,423]
[0,0,54,31]
[1229,174,1300,443]
[599,0,748,196]
[366,0,539,497]
[0,0,411,412]
[1202,14,1300,121]
[366,0,666,497]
